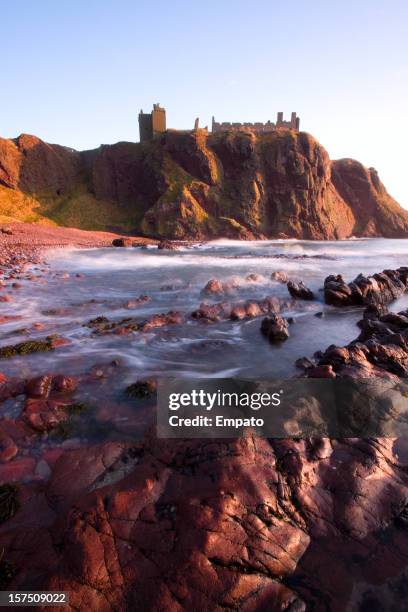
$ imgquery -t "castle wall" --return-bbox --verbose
[212,112,300,133]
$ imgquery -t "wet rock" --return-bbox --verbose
[139,311,183,332]
[49,336,71,349]
[125,379,157,399]
[124,295,151,309]
[10,437,309,608]
[86,311,182,335]
[25,375,53,399]
[261,315,290,342]
[307,364,336,378]
[246,273,263,282]
[159,283,180,291]
[287,280,315,300]
[0,378,25,403]
[324,267,408,307]
[157,240,179,250]
[0,336,68,359]
[244,302,263,318]
[230,305,247,321]
[191,302,232,322]
[112,238,133,247]
[23,399,70,432]
[52,375,78,394]
[201,278,224,295]
[271,271,289,283]
[201,278,240,296]
[34,459,52,480]
[295,356,315,370]
[192,295,283,323]
[307,304,408,379]
[0,431,18,463]
[0,315,22,325]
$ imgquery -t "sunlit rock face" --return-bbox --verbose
[1,129,408,239]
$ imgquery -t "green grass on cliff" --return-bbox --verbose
[39,183,135,231]
[0,183,135,231]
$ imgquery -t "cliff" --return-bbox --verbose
[0,129,407,239]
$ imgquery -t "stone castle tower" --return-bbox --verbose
[139,103,166,142]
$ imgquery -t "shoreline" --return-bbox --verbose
[0,221,157,268]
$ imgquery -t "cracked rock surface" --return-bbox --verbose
[1,428,407,611]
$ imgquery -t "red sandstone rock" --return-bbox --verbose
[5,128,406,240]
[0,429,18,462]
[230,305,247,320]
[201,278,224,295]
[192,295,283,323]
[23,398,70,432]
[0,456,36,484]
[0,315,22,324]
[52,375,78,393]
[49,336,71,349]
[245,302,262,318]
[271,271,289,283]
[261,314,290,342]
[246,273,262,282]
[139,311,183,332]
[25,375,53,399]
[0,377,25,402]
[307,364,336,379]
[124,295,151,309]
[1,433,406,610]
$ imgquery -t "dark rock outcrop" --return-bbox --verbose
[306,303,408,378]
[261,314,290,342]
[287,280,315,300]
[112,237,133,247]
[324,267,408,306]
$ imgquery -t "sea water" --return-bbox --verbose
[2,238,408,382]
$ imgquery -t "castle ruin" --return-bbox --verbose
[138,105,300,141]
[139,103,166,142]
[211,111,300,133]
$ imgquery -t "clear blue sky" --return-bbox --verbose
[2,0,408,206]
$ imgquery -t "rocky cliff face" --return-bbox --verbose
[1,129,407,239]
